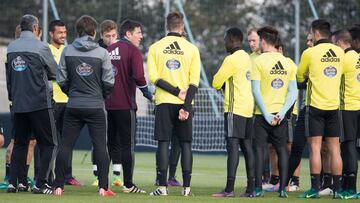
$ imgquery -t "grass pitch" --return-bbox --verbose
[0,149,355,203]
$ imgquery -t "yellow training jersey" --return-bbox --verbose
[250,52,260,60]
[297,40,344,110]
[251,52,297,115]
[49,44,68,103]
[147,35,201,105]
[340,49,360,110]
[212,50,254,118]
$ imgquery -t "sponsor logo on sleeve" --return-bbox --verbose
[76,63,93,76]
[12,56,27,72]
[166,59,181,70]
[112,65,118,77]
[323,66,337,78]
[271,78,284,89]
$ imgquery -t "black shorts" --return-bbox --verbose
[286,114,297,143]
[341,110,360,142]
[154,104,193,142]
[253,115,288,148]
[224,113,252,139]
[305,106,340,137]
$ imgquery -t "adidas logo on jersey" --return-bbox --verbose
[270,61,287,75]
[109,47,121,60]
[163,41,184,55]
[321,49,340,62]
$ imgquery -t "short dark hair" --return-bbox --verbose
[75,15,98,37]
[333,29,352,45]
[225,27,243,43]
[166,12,184,31]
[100,20,117,35]
[349,25,360,42]
[275,37,284,50]
[257,26,279,46]
[20,14,39,32]
[119,19,141,37]
[311,19,331,38]
[49,20,65,32]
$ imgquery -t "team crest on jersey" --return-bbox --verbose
[270,61,287,75]
[271,78,284,89]
[112,65,118,76]
[321,49,340,62]
[166,59,181,70]
[163,41,184,55]
[246,70,251,81]
[323,66,337,78]
[12,56,27,72]
[76,63,93,76]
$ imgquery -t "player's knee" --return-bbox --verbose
[0,134,4,148]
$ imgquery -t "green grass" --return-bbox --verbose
[0,149,356,202]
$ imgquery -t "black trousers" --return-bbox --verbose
[54,108,109,189]
[10,109,57,187]
[106,109,136,187]
[54,103,73,177]
[287,107,306,183]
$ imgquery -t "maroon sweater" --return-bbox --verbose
[105,39,147,110]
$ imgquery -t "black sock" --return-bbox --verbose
[225,177,235,193]
[332,175,342,192]
[246,177,255,193]
[93,170,98,177]
[5,163,10,178]
[269,175,280,185]
[310,174,320,191]
[113,171,120,176]
[342,173,348,190]
[290,176,299,186]
[25,165,29,176]
[322,173,332,188]
[348,173,357,191]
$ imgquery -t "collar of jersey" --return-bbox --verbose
[344,47,353,53]
[314,38,332,46]
[167,32,182,37]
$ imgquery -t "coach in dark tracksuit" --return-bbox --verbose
[6,14,58,194]
[53,15,114,196]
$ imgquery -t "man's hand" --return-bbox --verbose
[264,113,279,126]
[178,108,189,121]
[178,89,187,101]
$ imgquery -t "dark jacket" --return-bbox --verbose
[6,31,57,113]
[105,38,148,110]
[57,35,114,109]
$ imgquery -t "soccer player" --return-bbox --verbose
[48,19,81,186]
[6,14,58,194]
[211,27,255,198]
[297,19,344,199]
[105,19,152,193]
[147,11,201,196]
[248,27,271,187]
[0,24,38,190]
[53,15,115,196]
[266,40,301,192]
[92,19,122,187]
[248,28,261,59]
[333,28,360,199]
[251,26,298,198]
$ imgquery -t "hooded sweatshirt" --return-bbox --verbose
[57,35,114,109]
